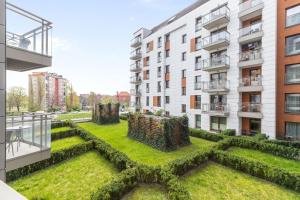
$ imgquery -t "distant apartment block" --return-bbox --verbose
[117,91,130,106]
[29,72,69,112]
[130,0,300,140]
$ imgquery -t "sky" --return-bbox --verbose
[7,0,196,95]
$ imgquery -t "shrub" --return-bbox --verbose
[265,139,300,149]
[119,113,128,121]
[222,129,236,136]
[51,120,72,129]
[189,128,224,142]
[212,150,300,192]
[51,129,77,141]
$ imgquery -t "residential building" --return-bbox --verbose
[116,91,130,107]
[0,1,53,181]
[129,0,300,140]
[28,72,69,112]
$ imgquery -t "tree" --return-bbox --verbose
[101,95,117,104]
[88,92,97,107]
[7,87,27,112]
[37,76,45,110]
[66,84,80,112]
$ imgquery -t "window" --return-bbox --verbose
[145,57,150,66]
[165,49,170,58]
[158,67,162,78]
[182,87,186,96]
[196,36,202,50]
[195,17,202,32]
[286,34,300,56]
[286,5,300,27]
[195,95,201,109]
[158,37,162,48]
[286,64,300,84]
[182,52,187,61]
[146,83,150,93]
[182,69,186,79]
[157,81,162,92]
[195,115,201,128]
[195,56,202,70]
[195,75,201,90]
[146,42,151,52]
[182,34,187,44]
[210,117,227,132]
[286,122,300,139]
[165,34,170,42]
[165,65,170,73]
[165,80,170,89]
[165,96,170,104]
[145,70,150,80]
[157,96,161,107]
[165,111,170,117]
[157,52,162,63]
[285,94,300,113]
[146,96,149,106]
[182,104,186,113]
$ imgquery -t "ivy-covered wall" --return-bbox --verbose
[128,114,191,151]
[92,103,120,124]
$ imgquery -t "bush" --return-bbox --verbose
[7,142,93,182]
[51,120,72,129]
[119,113,128,121]
[222,129,236,136]
[189,128,224,142]
[265,139,300,149]
[212,150,300,192]
[51,129,77,141]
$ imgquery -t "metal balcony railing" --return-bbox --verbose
[6,3,53,56]
[130,76,142,84]
[202,55,230,70]
[239,76,262,87]
[202,5,230,25]
[130,89,141,96]
[131,37,142,47]
[239,22,263,37]
[202,103,230,113]
[239,48,262,62]
[130,63,142,72]
[239,102,262,113]
[239,0,263,13]
[202,31,230,47]
[202,80,230,91]
[130,50,142,59]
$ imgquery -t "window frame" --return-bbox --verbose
[285,63,300,84]
[286,4,300,28]
[285,93,300,114]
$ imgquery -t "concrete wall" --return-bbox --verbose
[0,0,6,181]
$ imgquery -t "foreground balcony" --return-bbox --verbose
[131,37,142,48]
[239,22,263,44]
[238,76,263,92]
[130,50,142,60]
[6,3,53,72]
[238,102,263,119]
[202,31,230,51]
[238,48,263,68]
[202,55,230,72]
[130,76,142,85]
[202,5,230,30]
[202,103,230,117]
[6,113,51,171]
[239,0,264,21]
[130,63,142,72]
[202,80,230,93]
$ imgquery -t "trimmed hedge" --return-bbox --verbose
[265,139,300,149]
[51,120,72,129]
[119,113,129,121]
[51,129,77,141]
[222,129,236,136]
[212,150,300,192]
[7,142,93,182]
[189,128,224,142]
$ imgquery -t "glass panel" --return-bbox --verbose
[211,117,219,130]
[286,64,300,84]
[219,117,227,131]
[286,94,300,113]
[286,34,300,56]
[286,5,300,27]
[195,115,201,128]
[286,122,300,139]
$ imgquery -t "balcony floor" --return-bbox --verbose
[6,141,41,160]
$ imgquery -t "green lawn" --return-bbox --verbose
[51,126,72,134]
[123,184,167,200]
[10,152,118,200]
[51,136,85,152]
[181,162,300,200]
[77,121,216,166]
[55,112,92,120]
[227,147,300,174]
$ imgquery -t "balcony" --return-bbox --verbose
[238,103,263,119]
[238,48,263,68]
[130,50,142,60]
[202,80,230,93]
[130,76,142,85]
[195,82,202,90]
[202,55,230,72]
[130,89,141,97]
[131,37,142,48]
[202,5,230,30]
[238,76,263,92]
[239,0,264,21]
[130,63,142,72]
[202,103,230,117]
[202,31,230,51]
[239,22,263,44]
[6,3,52,72]
[6,113,51,171]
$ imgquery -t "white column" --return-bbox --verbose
[0,0,6,181]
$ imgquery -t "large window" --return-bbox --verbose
[285,94,300,113]
[165,96,170,104]
[146,96,149,106]
[286,64,300,84]
[195,75,201,90]
[286,34,300,56]
[286,5,300,27]
[286,122,300,140]
[210,117,227,132]
[182,104,186,113]
[195,95,201,109]
[195,115,201,128]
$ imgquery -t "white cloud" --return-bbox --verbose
[52,37,71,51]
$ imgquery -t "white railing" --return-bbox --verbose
[240,22,262,37]
[239,0,263,12]
[239,102,262,112]
[130,89,141,96]
[6,3,53,56]
[203,55,230,70]
[239,48,262,62]
[202,103,230,113]
[203,31,230,47]
[202,80,230,91]
[240,76,262,87]
[131,37,142,46]
[202,5,230,25]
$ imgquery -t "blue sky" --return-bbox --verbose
[7,0,196,95]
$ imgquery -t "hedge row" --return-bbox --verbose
[227,137,300,161]
[7,142,93,182]
[212,150,300,192]
[119,113,129,121]
[264,139,300,149]
[51,120,73,129]
[51,129,77,141]
[189,128,224,142]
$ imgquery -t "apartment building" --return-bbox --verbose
[28,72,69,112]
[0,1,52,182]
[130,0,291,139]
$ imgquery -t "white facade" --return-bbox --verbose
[130,0,277,138]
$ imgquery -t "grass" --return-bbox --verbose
[123,184,167,200]
[77,121,216,166]
[51,136,85,152]
[227,147,300,174]
[51,126,72,134]
[181,162,300,200]
[10,152,118,200]
[55,112,92,120]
